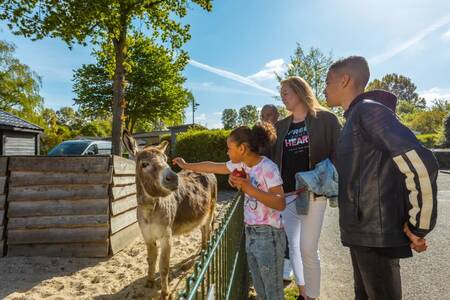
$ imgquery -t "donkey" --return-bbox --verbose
[122,131,217,299]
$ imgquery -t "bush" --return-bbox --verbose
[416,134,440,148]
[174,129,231,189]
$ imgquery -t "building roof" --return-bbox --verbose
[0,110,44,132]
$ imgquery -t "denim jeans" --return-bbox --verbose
[245,225,286,300]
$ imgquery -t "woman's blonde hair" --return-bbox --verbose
[280,76,325,117]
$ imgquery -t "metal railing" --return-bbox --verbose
[178,192,248,300]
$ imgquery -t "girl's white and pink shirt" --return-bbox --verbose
[226,156,284,229]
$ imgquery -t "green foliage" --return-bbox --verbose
[276,105,290,119]
[222,108,238,129]
[238,105,258,126]
[0,40,43,117]
[281,43,333,101]
[444,112,450,147]
[73,33,190,133]
[366,73,426,109]
[174,129,231,189]
[416,134,440,148]
[406,110,446,134]
[0,0,213,155]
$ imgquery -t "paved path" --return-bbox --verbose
[319,171,450,299]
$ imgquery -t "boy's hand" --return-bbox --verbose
[403,223,428,253]
[172,157,187,169]
[229,175,251,193]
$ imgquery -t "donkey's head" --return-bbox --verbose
[123,130,179,197]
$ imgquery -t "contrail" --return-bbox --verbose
[188,59,279,96]
[369,14,450,65]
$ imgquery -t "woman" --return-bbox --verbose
[272,76,341,300]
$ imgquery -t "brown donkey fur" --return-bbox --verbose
[122,131,217,299]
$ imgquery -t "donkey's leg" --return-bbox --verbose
[146,240,158,287]
[201,198,216,249]
[159,232,172,299]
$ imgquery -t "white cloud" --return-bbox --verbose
[188,59,278,96]
[189,82,268,97]
[369,14,450,64]
[419,87,450,104]
[442,28,450,40]
[213,112,223,116]
[247,58,286,82]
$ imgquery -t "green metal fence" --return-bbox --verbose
[178,192,249,300]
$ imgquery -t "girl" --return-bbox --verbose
[173,122,286,300]
[272,76,341,300]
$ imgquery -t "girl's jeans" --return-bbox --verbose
[245,225,286,300]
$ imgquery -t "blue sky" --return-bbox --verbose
[1,0,450,128]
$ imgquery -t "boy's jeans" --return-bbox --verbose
[245,225,286,300]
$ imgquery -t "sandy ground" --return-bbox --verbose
[0,190,236,300]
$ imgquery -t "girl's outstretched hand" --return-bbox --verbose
[172,157,187,169]
[229,174,252,193]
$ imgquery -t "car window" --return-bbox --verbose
[85,144,98,155]
[48,141,91,156]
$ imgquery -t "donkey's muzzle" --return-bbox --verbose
[163,169,179,191]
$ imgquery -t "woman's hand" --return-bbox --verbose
[229,174,252,193]
[172,157,188,169]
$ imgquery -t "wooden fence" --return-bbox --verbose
[0,155,140,258]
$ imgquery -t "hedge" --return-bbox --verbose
[173,129,232,189]
[417,134,440,148]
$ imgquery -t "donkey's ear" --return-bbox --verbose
[156,140,169,153]
[122,130,138,156]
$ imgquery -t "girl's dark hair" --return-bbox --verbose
[229,121,277,154]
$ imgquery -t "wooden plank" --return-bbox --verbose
[0,211,3,225]
[112,175,135,186]
[110,222,141,254]
[0,157,7,175]
[8,184,109,201]
[8,156,111,173]
[0,239,3,257]
[8,226,109,244]
[8,242,109,258]
[111,184,136,200]
[9,171,112,187]
[8,199,109,217]
[113,155,135,175]
[0,195,5,209]
[0,225,3,240]
[0,177,6,194]
[111,194,138,216]
[110,209,137,234]
[8,215,109,229]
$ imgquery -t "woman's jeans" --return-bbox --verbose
[245,225,286,300]
[282,195,327,298]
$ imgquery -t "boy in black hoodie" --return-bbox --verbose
[324,56,439,299]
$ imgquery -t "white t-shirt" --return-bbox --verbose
[226,156,284,228]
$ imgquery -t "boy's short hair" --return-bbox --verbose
[329,56,370,89]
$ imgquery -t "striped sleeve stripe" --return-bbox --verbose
[405,150,434,230]
[393,153,420,227]
[393,150,434,230]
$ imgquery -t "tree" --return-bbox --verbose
[0,40,43,117]
[56,106,83,130]
[276,105,290,119]
[430,99,450,113]
[239,105,258,127]
[444,112,450,147]
[366,73,426,109]
[73,33,190,134]
[407,111,446,134]
[280,43,333,101]
[0,0,213,155]
[222,108,238,129]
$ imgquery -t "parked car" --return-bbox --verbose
[48,140,112,156]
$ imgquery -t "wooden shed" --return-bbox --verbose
[0,110,44,155]
[3,155,139,257]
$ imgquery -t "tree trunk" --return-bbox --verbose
[111,24,127,156]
